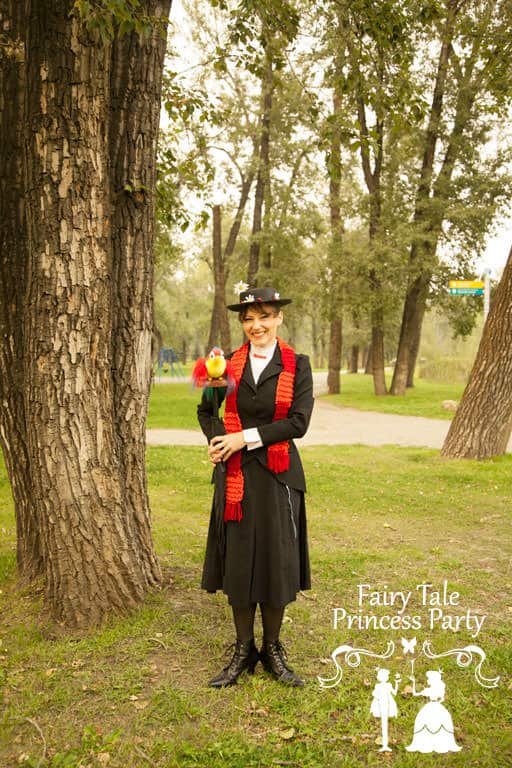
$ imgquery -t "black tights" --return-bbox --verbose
[232,603,285,644]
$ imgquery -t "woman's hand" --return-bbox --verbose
[209,432,246,462]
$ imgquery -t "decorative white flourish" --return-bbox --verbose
[243,293,255,303]
[422,641,500,689]
[317,642,395,689]
[233,281,249,295]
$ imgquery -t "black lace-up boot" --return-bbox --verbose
[208,639,259,688]
[260,639,304,687]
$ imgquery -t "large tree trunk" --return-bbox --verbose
[0,1,43,581]
[247,44,273,286]
[13,1,170,627]
[109,0,171,588]
[207,205,231,352]
[442,245,512,458]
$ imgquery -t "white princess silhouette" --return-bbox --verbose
[406,670,462,753]
[370,668,400,751]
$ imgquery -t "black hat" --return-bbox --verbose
[227,285,292,312]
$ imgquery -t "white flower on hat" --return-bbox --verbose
[273,292,280,300]
[233,281,249,296]
[243,294,255,303]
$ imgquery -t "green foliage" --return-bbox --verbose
[72,0,163,42]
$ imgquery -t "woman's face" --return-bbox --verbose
[241,303,283,348]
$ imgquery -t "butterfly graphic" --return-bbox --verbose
[401,637,417,655]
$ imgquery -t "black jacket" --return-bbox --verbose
[197,344,314,491]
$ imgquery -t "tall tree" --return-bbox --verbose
[391,0,512,394]
[325,47,344,395]
[441,244,512,458]
[0,0,171,627]
[207,204,232,351]
[0,1,42,582]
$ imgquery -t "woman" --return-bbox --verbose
[197,285,314,688]
[406,670,461,753]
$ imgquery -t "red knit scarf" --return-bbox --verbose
[223,337,296,522]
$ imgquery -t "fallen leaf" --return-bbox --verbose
[97,754,111,765]
[279,727,296,740]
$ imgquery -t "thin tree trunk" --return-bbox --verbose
[320,326,327,369]
[406,300,427,387]
[355,59,386,394]
[442,244,512,458]
[0,1,43,581]
[22,2,162,626]
[247,44,273,286]
[350,344,359,373]
[327,318,342,394]
[312,315,320,369]
[207,205,231,352]
[327,80,344,395]
[364,343,372,374]
[391,0,460,395]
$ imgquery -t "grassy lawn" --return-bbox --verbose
[147,375,465,431]
[147,383,202,430]
[325,374,465,420]
[0,446,510,767]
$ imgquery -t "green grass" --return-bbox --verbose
[325,374,465,420]
[0,445,511,767]
[147,383,202,430]
[146,374,465,431]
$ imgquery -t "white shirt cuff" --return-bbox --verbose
[243,427,263,450]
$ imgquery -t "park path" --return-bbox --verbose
[148,372,512,451]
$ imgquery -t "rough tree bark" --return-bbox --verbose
[0,1,43,581]
[442,244,512,458]
[0,1,171,627]
[109,0,171,588]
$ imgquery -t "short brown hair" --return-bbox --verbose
[238,302,282,323]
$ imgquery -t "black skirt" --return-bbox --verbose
[201,458,311,606]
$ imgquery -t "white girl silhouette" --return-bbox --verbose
[370,667,400,752]
[406,670,462,753]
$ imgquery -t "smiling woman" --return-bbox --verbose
[197,285,314,689]
[238,303,283,348]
